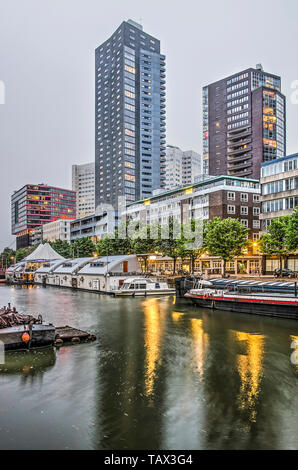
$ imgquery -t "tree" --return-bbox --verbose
[15,248,29,263]
[260,217,290,276]
[182,219,208,274]
[71,237,96,258]
[286,206,298,252]
[0,247,15,267]
[96,221,133,257]
[49,239,71,258]
[159,217,180,274]
[131,225,157,272]
[205,217,249,276]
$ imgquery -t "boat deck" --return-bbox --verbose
[55,326,96,345]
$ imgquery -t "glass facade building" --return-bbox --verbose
[202,66,286,179]
[260,153,298,230]
[11,184,76,248]
[95,20,166,209]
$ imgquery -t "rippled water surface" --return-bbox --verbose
[0,285,297,450]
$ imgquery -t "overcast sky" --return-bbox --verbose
[0,0,298,251]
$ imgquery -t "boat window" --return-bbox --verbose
[122,283,130,289]
[139,284,147,289]
[155,283,160,289]
[129,284,135,289]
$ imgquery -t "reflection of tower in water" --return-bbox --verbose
[232,331,265,423]
[143,298,165,398]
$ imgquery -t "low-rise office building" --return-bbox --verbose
[70,211,118,243]
[42,219,72,242]
[260,153,298,230]
[123,175,261,241]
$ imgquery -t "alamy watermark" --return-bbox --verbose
[0,80,5,105]
[290,339,298,365]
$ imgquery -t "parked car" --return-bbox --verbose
[273,268,296,278]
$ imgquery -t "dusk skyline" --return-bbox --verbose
[1,0,298,250]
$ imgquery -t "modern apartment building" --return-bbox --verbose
[95,19,166,209]
[164,145,202,190]
[42,219,72,243]
[203,65,286,179]
[11,184,76,249]
[72,162,95,218]
[260,153,298,231]
[70,211,118,244]
[123,175,261,241]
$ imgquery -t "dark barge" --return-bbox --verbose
[184,289,298,320]
[0,305,55,351]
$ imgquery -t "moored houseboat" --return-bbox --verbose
[114,277,175,296]
[184,286,298,320]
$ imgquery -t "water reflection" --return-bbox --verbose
[0,286,297,450]
[0,348,56,382]
[233,331,265,423]
[143,298,164,397]
[190,318,209,378]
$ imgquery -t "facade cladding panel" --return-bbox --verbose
[11,185,76,236]
[95,20,165,209]
[203,67,286,179]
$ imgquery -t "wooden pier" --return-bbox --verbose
[54,326,96,346]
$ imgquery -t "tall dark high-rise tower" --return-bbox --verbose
[95,19,166,209]
[202,65,286,179]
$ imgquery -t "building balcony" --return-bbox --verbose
[227,129,252,140]
[228,168,253,178]
[228,160,252,170]
[227,146,252,156]
[227,137,252,148]
[228,155,252,165]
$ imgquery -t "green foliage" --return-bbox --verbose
[71,237,96,258]
[15,245,37,263]
[204,217,249,274]
[0,247,16,266]
[286,206,298,252]
[49,239,71,258]
[259,217,290,256]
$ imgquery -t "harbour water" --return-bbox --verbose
[0,285,297,450]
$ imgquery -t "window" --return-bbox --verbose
[227,205,235,214]
[241,219,248,227]
[241,206,248,215]
[253,207,260,216]
[253,194,260,203]
[253,220,260,229]
[240,193,248,202]
[227,192,235,200]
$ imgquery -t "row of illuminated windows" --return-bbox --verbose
[262,197,298,212]
[262,177,298,195]
[227,192,260,203]
[227,80,248,92]
[227,104,249,115]
[227,88,248,100]
[227,119,249,130]
[227,111,248,123]
[227,73,248,85]
[227,95,249,108]
[227,205,260,216]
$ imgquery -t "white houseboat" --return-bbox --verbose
[35,255,142,293]
[113,277,175,296]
